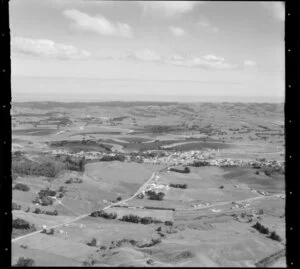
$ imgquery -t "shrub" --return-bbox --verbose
[184,167,190,173]
[65,177,83,184]
[12,202,21,210]
[116,196,122,201]
[138,238,162,248]
[264,169,271,176]
[12,173,18,181]
[219,185,224,189]
[14,257,35,267]
[146,259,154,265]
[87,238,97,247]
[255,171,260,175]
[58,186,66,193]
[45,210,58,216]
[13,183,30,192]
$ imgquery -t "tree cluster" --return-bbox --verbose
[169,167,190,173]
[100,154,125,162]
[90,210,117,219]
[269,231,282,242]
[12,202,21,210]
[120,214,167,225]
[13,183,30,192]
[13,257,35,267]
[252,222,270,234]
[190,161,210,167]
[145,190,165,201]
[32,187,57,206]
[169,183,187,189]
[33,208,58,216]
[13,218,36,231]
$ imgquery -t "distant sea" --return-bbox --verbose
[12,76,284,103]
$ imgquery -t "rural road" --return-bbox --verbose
[12,170,158,243]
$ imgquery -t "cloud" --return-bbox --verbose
[244,60,257,66]
[138,1,203,17]
[197,19,219,33]
[120,48,161,62]
[49,0,114,8]
[63,9,133,37]
[11,37,90,60]
[203,55,225,61]
[170,26,186,36]
[166,54,237,70]
[260,2,285,22]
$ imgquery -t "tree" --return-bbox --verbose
[141,217,152,224]
[79,157,86,172]
[48,228,55,235]
[33,208,41,214]
[87,238,97,247]
[14,257,35,267]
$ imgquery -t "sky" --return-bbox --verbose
[10,0,285,102]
